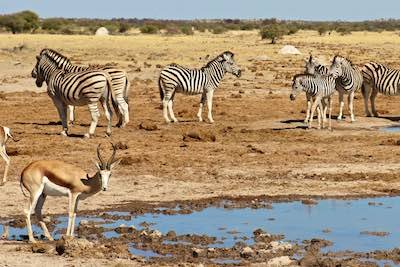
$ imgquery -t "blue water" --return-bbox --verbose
[381,125,400,133]
[2,197,400,255]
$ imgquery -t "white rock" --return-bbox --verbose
[279,45,301,55]
[95,27,109,36]
[268,241,293,252]
[240,246,254,258]
[267,256,294,267]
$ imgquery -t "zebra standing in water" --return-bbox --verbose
[158,51,241,123]
[328,55,363,122]
[32,53,113,138]
[304,55,330,123]
[362,62,400,117]
[290,74,336,130]
[40,49,130,128]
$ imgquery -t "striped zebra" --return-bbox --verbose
[362,62,400,117]
[290,74,336,130]
[303,55,330,123]
[31,53,113,138]
[328,55,363,122]
[158,51,241,123]
[40,49,130,128]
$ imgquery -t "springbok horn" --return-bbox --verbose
[97,144,105,167]
[107,142,117,168]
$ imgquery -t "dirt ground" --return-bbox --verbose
[1,30,400,265]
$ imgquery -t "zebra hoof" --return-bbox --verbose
[60,131,68,137]
[84,133,91,139]
[106,132,112,137]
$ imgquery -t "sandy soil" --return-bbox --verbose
[1,30,400,265]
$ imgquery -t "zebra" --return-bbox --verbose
[290,74,336,130]
[31,52,113,138]
[39,49,130,128]
[362,62,400,117]
[303,55,330,123]
[328,55,363,122]
[158,51,241,123]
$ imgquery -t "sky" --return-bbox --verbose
[1,0,400,21]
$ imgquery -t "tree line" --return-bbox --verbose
[2,10,400,43]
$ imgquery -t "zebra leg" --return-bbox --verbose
[362,83,372,117]
[328,96,333,130]
[86,103,100,138]
[112,97,123,128]
[197,93,207,122]
[101,98,113,136]
[348,91,355,122]
[304,94,311,123]
[317,105,322,130]
[53,99,68,136]
[370,86,379,117]
[167,100,178,123]
[206,89,215,123]
[68,105,75,125]
[120,98,130,128]
[309,96,321,129]
[337,90,344,120]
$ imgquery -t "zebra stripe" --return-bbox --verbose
[32,53,113,138]
[328,55,363,121]
[158,51,241,123]
[361,62,400,117]
[40,49,130,128]
[291,74,336,129]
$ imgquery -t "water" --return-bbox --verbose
[2,197,400,261]
[380,125,400,133]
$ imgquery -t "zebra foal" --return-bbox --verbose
[158,51,241,123]
[290,74,336,130]
[362,62,400,117]
[40,49,130,128]
[328,55,363,122]
[31,53,113,138]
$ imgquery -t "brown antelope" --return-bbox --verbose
[0,126,15,185]
[20,143,121,243]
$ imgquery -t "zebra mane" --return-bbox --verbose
[40,52,67,71]
[333,55,354,67]
[40,48,72,65]
[202,51,235,69]
[293,73,314,81]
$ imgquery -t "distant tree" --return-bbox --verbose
[180,25,194,35]
[139,24,159,34]
[42,18,63,31]
[317,25,329,35]
[119,22,130,33]
[336,26,352,35]
[211,26,227,34]
[0,10,39,33]
[260,24,288,44]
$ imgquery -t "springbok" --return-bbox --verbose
[20,143,121,243]
[0,126,15,186]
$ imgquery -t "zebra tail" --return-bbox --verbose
[158,76,164,101]
[124,77,130,104]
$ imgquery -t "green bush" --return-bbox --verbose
[180,25,194,35]
[42,18,63,31]
[212,26,227,34]
[119,22,130,33]
[139,24,158,34]
[260,24,288,44]
[336,26,352,35]
[0,10,39,33]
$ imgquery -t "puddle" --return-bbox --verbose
[2,197,400,264]
[380,125,400,133]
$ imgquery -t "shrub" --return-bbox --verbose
[336,26,352,35]
[42,18,63,31]
[180,25,194,35]
[212,26,227,34]
[119,22,130,33]
[139,24,158,34]
[165,25,180,35]
[260,24,288,44]
[0,10,39,33]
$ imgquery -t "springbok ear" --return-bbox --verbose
[93,160,101,170]
[110,158,122,170]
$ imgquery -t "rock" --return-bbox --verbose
[114,141,128,150]
[279,45,301,55]
[56,235,94,256]
[166,230,177,240]
[79,220,89,226]
[301,199,318,205]
[240,246,254,258]
[115,224,135,234]
[192,247,205,258]
[234,82,241,87]
[267,256,294,267]
[149,230,162,239]
[32,242,54,254]
[268,241,293,252]
[139,122,158,131]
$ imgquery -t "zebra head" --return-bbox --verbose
[32,55,45,87]
[328,55,345,78]
[218,51,241,77]
[304,55,319,75]
[290,74,308,101]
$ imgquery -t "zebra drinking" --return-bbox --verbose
[362,62,400,117]
[40,49,130,128]
[158,51,241,123]
[304,55,330,123]
[31,53,113,138]
[290,74,336,130]
[328,55,363,122]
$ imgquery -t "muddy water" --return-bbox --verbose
[1,197,400,264]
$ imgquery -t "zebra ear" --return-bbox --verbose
[36,55,40,61]
[217,56,224,62]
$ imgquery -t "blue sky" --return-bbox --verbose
[1,0,400,21]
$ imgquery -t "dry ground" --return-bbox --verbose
[1,30,400,265]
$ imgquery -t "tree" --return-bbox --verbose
[260,24,288,44]
[0,10,39,34]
